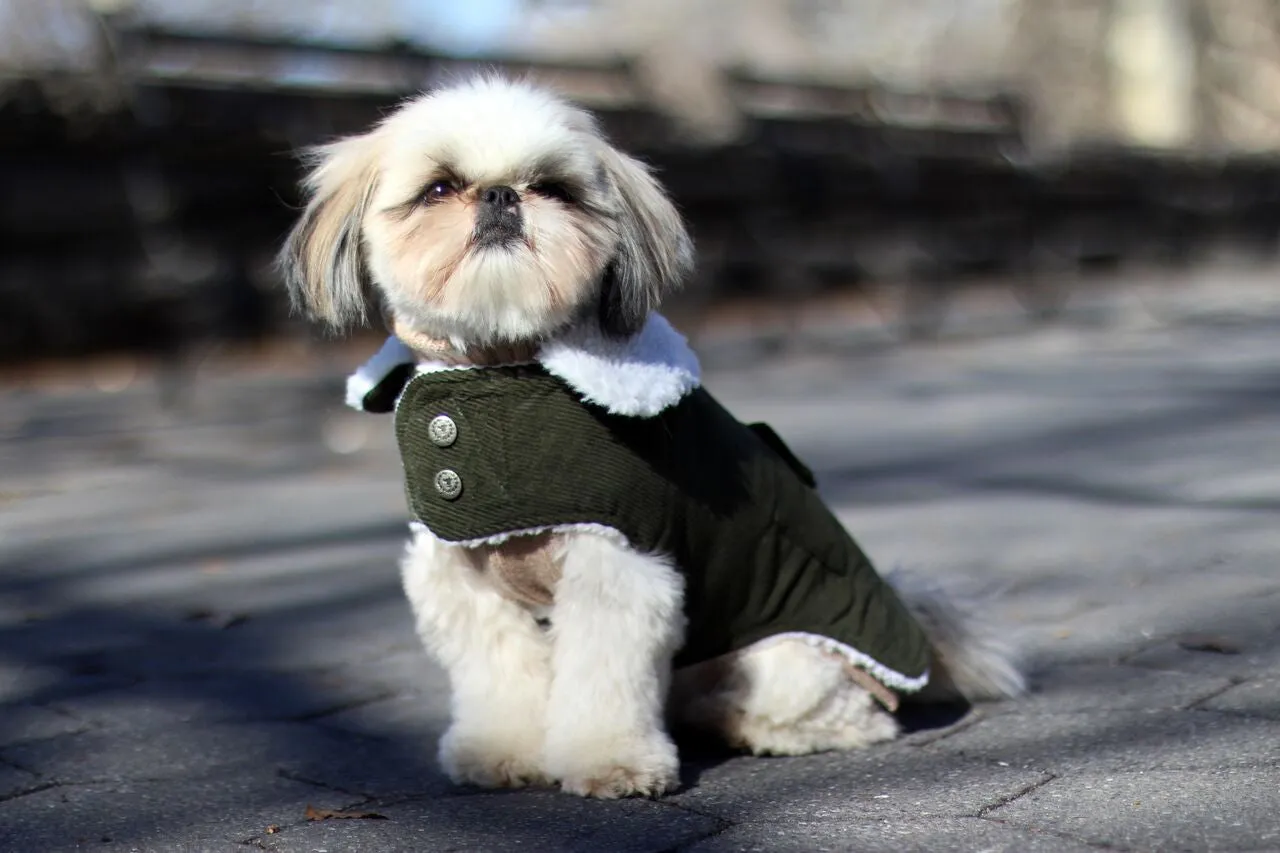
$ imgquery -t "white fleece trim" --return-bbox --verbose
[412,360,526,375]
[408,520,630,550]
[346,313,701,417]
[344,336,416,411]
[751,631,931,693]
[538,313,701,417]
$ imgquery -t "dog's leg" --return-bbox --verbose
[671,638,900,756]
[401,529,551,788]
[543,533,685,798]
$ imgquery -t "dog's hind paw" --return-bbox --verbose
[438,726,547,789]
[549,732,680,799]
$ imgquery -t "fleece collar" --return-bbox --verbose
[345,314,702,418]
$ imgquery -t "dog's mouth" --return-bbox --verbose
[473,227,524,250]
[473,202,526,250]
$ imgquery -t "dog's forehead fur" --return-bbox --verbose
[379,78,602,191]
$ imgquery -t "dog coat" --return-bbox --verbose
[349,316,932,696]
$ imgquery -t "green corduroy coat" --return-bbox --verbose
[377,363,932,693]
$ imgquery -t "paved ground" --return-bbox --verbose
[2,273,1279,852]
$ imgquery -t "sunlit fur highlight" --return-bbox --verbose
[279,75,690,347]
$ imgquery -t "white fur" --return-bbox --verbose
[361,77,622,346]
[408,519,630,551]
[749,632,929,694]
[401,527,552,788]
[401,524,687,797]
[685,638,902,756]
[543,535,686,798]
[538,312,700,416]
[348,312,700,416]
[888,569,1028,701]
[345,335,415,410]
[379,78,600,203]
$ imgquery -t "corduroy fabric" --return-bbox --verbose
[394,366,932,687]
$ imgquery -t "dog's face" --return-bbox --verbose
[280,77,693,348]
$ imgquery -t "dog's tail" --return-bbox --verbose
[889,570,1027,703]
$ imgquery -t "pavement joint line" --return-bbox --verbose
[0,724,94,753]
[980,816,1132,852]
[660,821,734,853]
[1115,638,1173,666]
[973,771,1057,819]
[651,796,735,852]
[0,780,62,805]
[1180,676,1251,711]
[0,752,43,779]
[282,688,400,723]
[654,807,735,853]
[29,700,95,725]
[274,767,375,800]
[1186,705,1278,724]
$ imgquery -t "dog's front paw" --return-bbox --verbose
[438,725,546,789]
[547,730,680,799]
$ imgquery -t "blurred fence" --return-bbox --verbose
[2,1,1280,361]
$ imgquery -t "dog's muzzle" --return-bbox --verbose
[475,185,523,248]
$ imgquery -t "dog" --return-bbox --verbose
[279,75,1025,799]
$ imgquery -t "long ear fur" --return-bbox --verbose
[278,132,383,330]
[596,146,694,337]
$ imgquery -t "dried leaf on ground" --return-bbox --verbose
[182,608,250,629]
[1177,634,1241,654]
[304,804,388,822]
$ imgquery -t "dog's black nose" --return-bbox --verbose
[475,185,523,248]
[482,185,519,207]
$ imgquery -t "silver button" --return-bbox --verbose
[427,414,458,447]
[434,469,463,500]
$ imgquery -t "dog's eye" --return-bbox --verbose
[422,181,457,203]
[528,181,575,204]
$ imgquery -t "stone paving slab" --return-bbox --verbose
[44,671,398,732]
[670,747,1051,824]
[0,770,356,853]
[991,767,1280,852]
[0,762,39,799]
[3,293,1280,850]
[932,709,1280,774]
[251,792,724,853]
[0,702,87,748]
[683,818,1104,853]
[992,663,1235,715]
[1201,676,1280,721]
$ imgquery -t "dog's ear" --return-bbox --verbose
[278,131,383,330]
[596,145,694,338]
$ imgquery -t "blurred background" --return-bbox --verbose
[3,8,1280,847]
[3,0,1280,365]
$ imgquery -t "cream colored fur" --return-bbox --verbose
[402,526,687,797]
[401,527,552,788]
[542,534,685,797]
[285,75,1026,800]
[670,638,902,756]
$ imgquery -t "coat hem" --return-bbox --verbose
[749,631,930,693]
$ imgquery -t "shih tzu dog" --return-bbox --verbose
[279,76,1025,799]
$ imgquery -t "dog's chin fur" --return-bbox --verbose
[283,75,1025,800]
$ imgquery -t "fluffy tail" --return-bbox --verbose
[889,570,1028,703]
